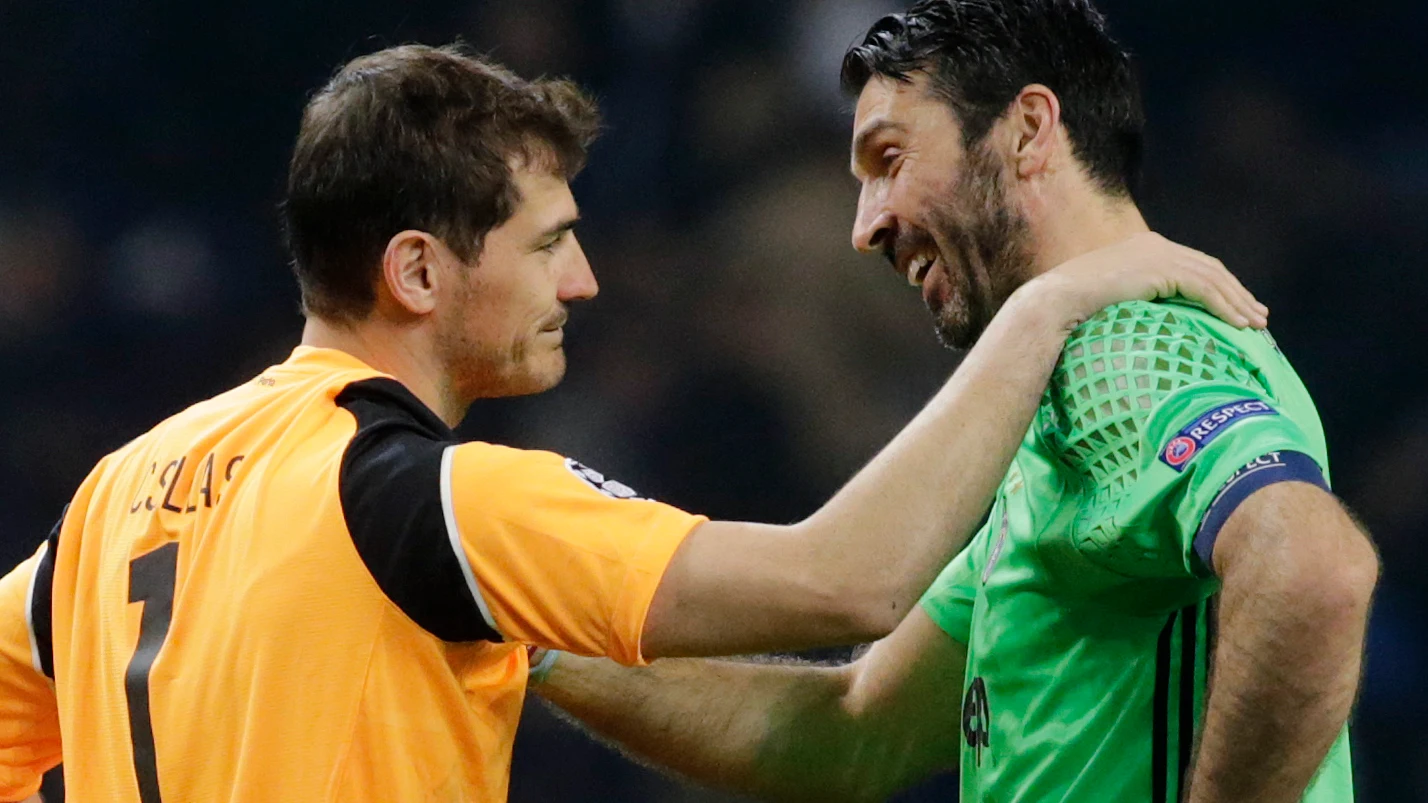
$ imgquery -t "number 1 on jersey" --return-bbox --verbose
[127,543,178,803]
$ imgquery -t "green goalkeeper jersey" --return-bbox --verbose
[921,300,1353,802]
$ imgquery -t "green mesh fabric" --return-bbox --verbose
[1040,302,1267,504]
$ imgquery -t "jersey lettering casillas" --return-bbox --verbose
[0,346,705,802]
[921,301,1353,803]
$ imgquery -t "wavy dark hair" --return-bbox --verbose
[842,0,1144,197]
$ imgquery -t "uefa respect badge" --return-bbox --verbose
[1159,398,1279,472]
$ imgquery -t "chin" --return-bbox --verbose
[541,351,568,388]
[934,324,978,351]
[514,354,568,396]
[461,355,567,400]
[930,305,982,351]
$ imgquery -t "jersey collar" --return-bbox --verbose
[283,345,386,375]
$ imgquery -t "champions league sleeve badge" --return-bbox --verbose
[564,458,648,500]
[1158,398,1279,472]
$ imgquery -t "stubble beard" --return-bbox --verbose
[435,308,566,403]
[433,279,511,404]
[927,143,1035,350]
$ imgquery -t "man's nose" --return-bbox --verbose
[559,237,599,302]
[851,183,893,255]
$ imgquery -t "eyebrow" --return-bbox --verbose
[534,214,580,244]
[850,119,906,176]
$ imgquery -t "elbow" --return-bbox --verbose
[1320,532,1379,615]
[1220,493,1381,621]
[828,583,910,643]
[780,533,911,644]
[787,569,905,644]
[839,560,942,642]
[1283,528,1379,621]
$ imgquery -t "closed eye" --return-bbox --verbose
[883,148,905,176]
[533,216,580,254]
[538,230,570,254]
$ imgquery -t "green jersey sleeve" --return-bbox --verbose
[1039,301,1330,579]
[919,526,985,644]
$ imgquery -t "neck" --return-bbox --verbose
[301,316,468,427]
[1025,183,1150,277]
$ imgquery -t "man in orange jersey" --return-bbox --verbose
[0,44,1264,802]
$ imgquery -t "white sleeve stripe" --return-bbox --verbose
[23,541,47,677]
[439,446,501,637]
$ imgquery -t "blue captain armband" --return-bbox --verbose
[1193,450,1330,571]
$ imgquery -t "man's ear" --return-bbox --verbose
[380,230,443,316]
[1007,83,1062,180]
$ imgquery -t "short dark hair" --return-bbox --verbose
[842,0,1143,197]
[283,44,600,322]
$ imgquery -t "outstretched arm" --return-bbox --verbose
[539,607,966,803]
[643,234,1266,658]
[1188,483,1377,803]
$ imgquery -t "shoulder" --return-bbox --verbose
[333,378,509,643]
[1053,301,1263,398]
[1041,301,1270,489]
[335,377,451,438]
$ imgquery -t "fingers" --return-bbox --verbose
[1197,287,1247,329]
[1166,245,1268,329]
[1197,252,1265,328]
[1038,233,1268,330]
[1182,254,1246,329]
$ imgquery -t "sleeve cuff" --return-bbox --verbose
[919,599,974,646]
[1193,450,1329,571]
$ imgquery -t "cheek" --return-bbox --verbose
[895,169,960,222]
[449,264,558,352]
[461,276,520,331]
[437,291,501,358]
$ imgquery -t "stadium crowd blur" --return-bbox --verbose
[2,0,1423,800]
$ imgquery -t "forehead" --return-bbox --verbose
[853,74,911,128]
[505,167,576,227]
[851,73,963,149]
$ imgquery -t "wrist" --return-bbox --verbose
[526,646,562,686]
[1004,279,1084,338]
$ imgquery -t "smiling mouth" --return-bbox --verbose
[905,252,938,287]
[540,310,569,332]
[886,228,942,289]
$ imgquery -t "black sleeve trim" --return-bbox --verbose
[1193,451,1329,571]
[29,506,65,680]
[336,378,501,643]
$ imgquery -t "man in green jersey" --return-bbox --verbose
[528,2,1379,802]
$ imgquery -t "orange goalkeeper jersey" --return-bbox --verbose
[0,346,704,802]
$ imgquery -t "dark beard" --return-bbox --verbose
[926,144,1034,350]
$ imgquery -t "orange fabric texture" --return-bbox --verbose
[4,347,701,802]
[0,547,61,801]
[448,444,703,664]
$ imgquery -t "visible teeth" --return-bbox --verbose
[907,254,933,286]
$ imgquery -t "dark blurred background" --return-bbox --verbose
[2,0,1424,800]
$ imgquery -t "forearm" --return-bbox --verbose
[645,287,1075,656]
[1189,488,1378,802]
[539,654,908,803]
[790,286,1070,623]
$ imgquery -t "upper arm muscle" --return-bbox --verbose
[1211,482,1376,585]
